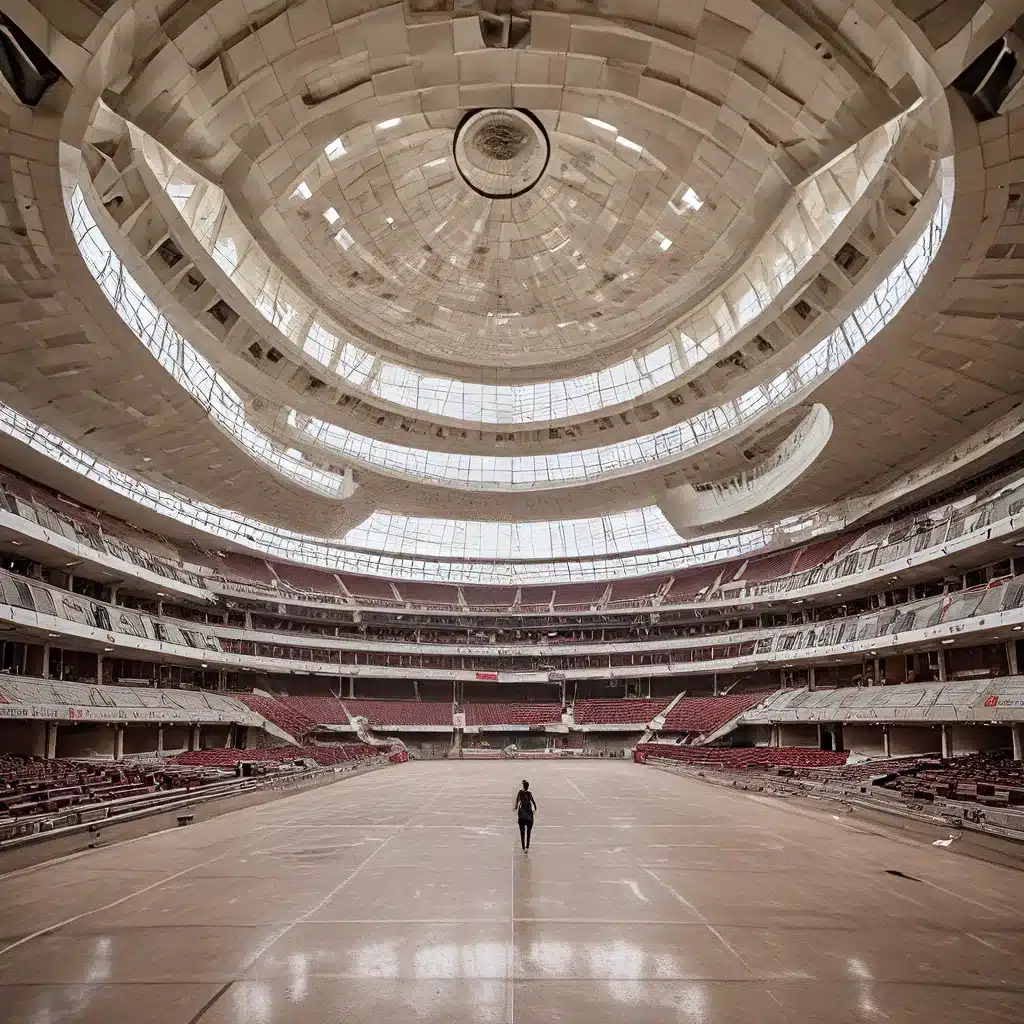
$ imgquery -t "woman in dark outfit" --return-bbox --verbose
[515,779,537,852]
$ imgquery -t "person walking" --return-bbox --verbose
[515,779,537,852]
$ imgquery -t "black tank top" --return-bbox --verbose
[517,791,534,820]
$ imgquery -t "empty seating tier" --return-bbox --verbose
[573,698,672,725]
[636,745,850,770]
[171,744,379,768]
[463,703,563,726]
[660,694,767,735]
[341,700,453,726]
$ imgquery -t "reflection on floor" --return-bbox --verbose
[0,760,1022,1023]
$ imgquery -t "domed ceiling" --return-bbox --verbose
[0,0,1022,572]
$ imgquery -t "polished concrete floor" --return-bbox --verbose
[0,760,1022,1023]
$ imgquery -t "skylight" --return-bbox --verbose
[585,117,617,132]
[615,136,643,153]
[293,181,312,200]
[325,138,346,160]
[423,157,448,169]
[376,118,402,130]
[323,207,340,225]
[671,185,703,213]
[334,228,354,250]
[656,232,673,251]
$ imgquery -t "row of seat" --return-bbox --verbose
[635,744,850,770]
[170,743,380,768]
[6,459,1019,613]
[0,755,224,820]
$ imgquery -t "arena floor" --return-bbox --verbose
[0,760,1022,1023]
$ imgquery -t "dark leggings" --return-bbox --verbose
[518,818,533,849]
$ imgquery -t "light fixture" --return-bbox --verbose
[385,216,394,225]
[103,647,113,652]
[48,632,60,638]
[376,118,402,130]
[156,592,166,597]
[293,181,312,200]
[423,157,447,169]
[1013,625,1023,631]
[142,456,152,463]
[201,663,208,668]
[941,639,954,645]
[9,540,20,546]
[584,117,617,132]
[615,136,643,153]
[323,207,340,225]
[325,137,346,160]
[335,228,354,250]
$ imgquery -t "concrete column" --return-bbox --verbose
[114,725,124,760]
[41,644,50,680]
[109,585,119,605]
[157,601,164,617]
[936,649,948,682]
[1007,640,1018,676]
[560,680,566,706]
[348,677,355,699]
[413,680,420,700]
[816,723,823,749]
[883,726,891,758]
[1012,724,1023,762]
[780,669,788,689]
[217,669,226,693]
[45,721,58,759]
[874,658,882,685]
[940,724,951,759]
[189,725,200,751]
[807,666,816,691]
[157,725,164,757]
[770,724,781,747]
[244,610,253,629]
[96,654,103,684]
[712,672,719,696]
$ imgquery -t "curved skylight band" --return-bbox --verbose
[78,174,948,488]
[150,115,902,425]
[0,402,802,583]
[283,196,948,487]
[68,189,350,500]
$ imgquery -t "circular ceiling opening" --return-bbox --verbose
[453,108,551,199]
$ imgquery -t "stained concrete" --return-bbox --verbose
[0,761,1022,1023]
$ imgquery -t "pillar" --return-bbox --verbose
[244,610,253,629]
[45,721,58,759]
[1007,640,1018,676]
[712,672,719,696]
[157,724,164,756]
[217,669,226,693]
[41,644,50,680]
[940,724,951,759]
[114,725,124,760]
[936,648,948,682]
[560,679,566,706]
[348,677,355,699]
[875,658,883,685]
[413,680,420,700]
[1012,724,1023,762]
[189,724,200,751]
[883,726,891,758]
[96,653,103,684]
[780,669,788,689]
[109,585,119,605]
[807,666,816,691]
[770,724,781,747]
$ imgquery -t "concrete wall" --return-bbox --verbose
[778,724,819,748]
[889,726,941,756]
[951,724,1014,755]
[162,724,190,754]
[843,725,886,757]
[122,725,161,756]
[0,720,46,757]
[201,725,232,749]
[55,724,116,758]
